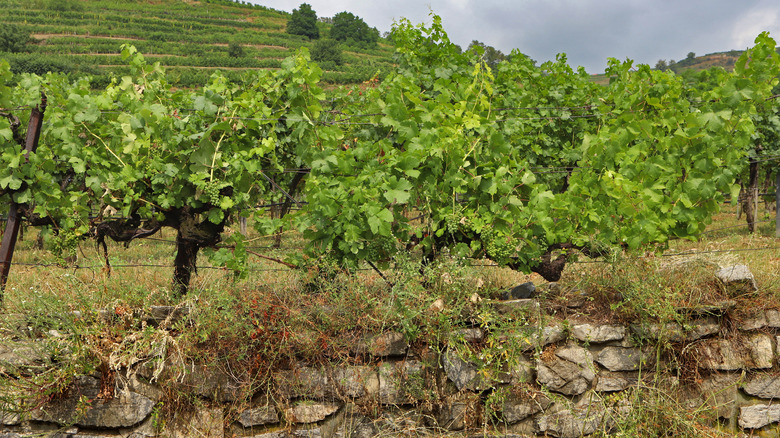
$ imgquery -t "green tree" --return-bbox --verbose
[287,3,319,40]
[311,39,343,66]
[654,59,668,71]
[0,25,30,53]
[687,51,696,60]
[330,12,379,47]
[467,40,506,68]
[228,42,245,58]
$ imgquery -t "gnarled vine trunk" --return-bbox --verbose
[93,206,225,297]
[170,206,225,296]
[272,169,307,248]
[172,229,200,296]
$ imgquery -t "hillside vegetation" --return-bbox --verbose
[0,0,396,86]
[667,51,743,72]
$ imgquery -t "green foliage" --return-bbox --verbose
[47,0,83,12]
[329,11,379,48]
[467,40,506,68]
[227,42,245,58]
[0,0,396,87]
[0,45,326,289]
[48,230,80,266]
[286,3,319,40]
[300,17,780,280]
[311,39,343,66]
[0,24,30,54]
[3,52,84,75]
[2,13,779,288]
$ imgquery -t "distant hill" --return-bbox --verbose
[0,0,396,87]
[666,51,742,73]
[588,50,752,85]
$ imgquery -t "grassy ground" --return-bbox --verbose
[3,201,777,318]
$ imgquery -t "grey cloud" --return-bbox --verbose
[252,0,780,73]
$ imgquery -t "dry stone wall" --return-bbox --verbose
[1,266,778,437]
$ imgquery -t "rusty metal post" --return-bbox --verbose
[0,94,47,297]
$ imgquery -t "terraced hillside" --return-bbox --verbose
[1,0,396,86]
[668,51,742,72]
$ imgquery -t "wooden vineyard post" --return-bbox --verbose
[0,94,47,298]
[755,185,760,232]
[776,169,779,238]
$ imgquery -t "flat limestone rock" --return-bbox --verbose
[695,334,773,371]
[276,366,329,399]
[715,265,758,292]
[183,361,248,403]
[32,376,153,428]
[332,365,380,399]
[238,405,280,427]
[743,376,780,399]
[435,394,481,430]
[508,355,534,384]
[535,406,606,438]
[284,402,340,424]
[739,404,780,429]
[571,324,626,343]
[0,340,49,375]
[700,373,741,420]
[536,345,594,396]
[595,347,651,372]
[765,309,780,327]
[366,332,408,357]
[512,323,567,352]
[738,311,767,331]
[165,406,223,438]
[502,393,551,424]
[450,328,485,343]
[442,350,493,392]
[595,371,638,392]
[630,319,720,342]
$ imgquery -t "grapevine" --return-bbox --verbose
[48,229,79,266]
[301,19,780,281]
[1,46,326,294]
[1,20,779,293]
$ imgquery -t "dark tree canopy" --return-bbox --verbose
[0,24,30,53]
[311,39,343,66]
[467,40,506,68]
[330,12,379,47]
[228,42,245,58]
[287,3,319,40]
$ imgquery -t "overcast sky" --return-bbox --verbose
[247,0,780,73]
